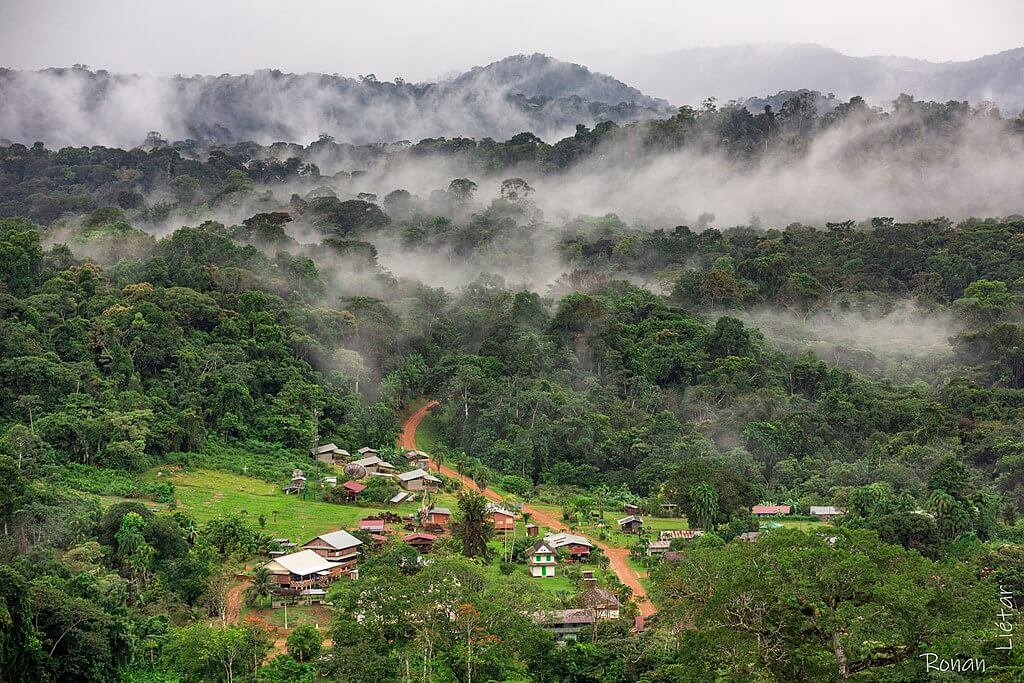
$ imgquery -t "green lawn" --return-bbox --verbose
[137,467,459,542]
[241,604,331,630]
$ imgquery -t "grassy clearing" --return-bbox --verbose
[242,604,331,630]
[138,468,460,542]
[412,412,442,453]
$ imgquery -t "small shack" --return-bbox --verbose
[618,515,644,534]
[403,532,437,553]
[424,506,451,526]
[339,480,366,501]
[282,468,306,494]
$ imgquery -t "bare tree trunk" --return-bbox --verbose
[834,632,848,679]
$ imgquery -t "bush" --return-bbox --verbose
[286,624,323,663]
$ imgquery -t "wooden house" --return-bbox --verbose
[533,609,594,641]
[486,504,516,531]
[301,530,363,576]
[350,455,396,477]
[809,505,845,521]
[544,533,593,562]
[751,505,791,517]
[424,506,451,526]
[403,532,437,553]
[262,549,344,602]
[309,443,349,464]
[647,540,671,556]
[339,480,365,501]
[528,540,557,578]
[579,587,621,619]
[357,447,380,457]
[623,503,640,515]
[358,518,386,534]
[526,523,539,537]
[618,515,644,534]
[398,468,441,492]
[402,450,431,469]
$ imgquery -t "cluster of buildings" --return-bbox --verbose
[292,444,445,502]
[527,532,594,577]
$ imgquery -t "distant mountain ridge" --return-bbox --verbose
[608,43,1024,112]
[0,54,673,148]
[2,46,1022,150]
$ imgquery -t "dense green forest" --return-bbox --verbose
[1,93,1024,681]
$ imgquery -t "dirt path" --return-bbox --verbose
[398,401,655,617]
[225,575,249,623]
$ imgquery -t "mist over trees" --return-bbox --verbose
[1,59,1024,681]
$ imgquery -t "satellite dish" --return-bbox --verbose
[344,463,367,480]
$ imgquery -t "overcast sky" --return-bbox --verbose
[1,0,1021,80]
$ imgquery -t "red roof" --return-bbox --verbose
[359,519,385,530]
[569,546,591,555]
[403,532,437,542]
[342,480,366,493]
[752,505,791,515]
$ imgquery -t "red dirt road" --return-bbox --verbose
[398,401,655,617]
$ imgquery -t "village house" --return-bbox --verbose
[526,523,539,537]
[262,549,345,603]
[282,468,306,494]
[322,475,337,487]
[737,531,762,542]
[544,533,593,562]
[350,455,397,477]
[309,443,350,464]
[751,504,791,517]
[486,504,517,531]
[358,518,386,534]
[424,506,451,526]
[533,609,594,641]
[528,540,557,578]
[339,480,365,502]
[623,503,640,515]
[402,450,431,469]
[809,505,846,521]
[659,529,705,542]
[398,468,442,492]
[647,540,671,556]
[618,515,644,534]
[580,587,621,619]
[357,446,380,457]
[403,532,437,553]
[389,490,414,505]
[301,530,363,576]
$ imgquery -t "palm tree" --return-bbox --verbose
[245,566,276,607]
[473,468,489,493]
[689,483,719,531]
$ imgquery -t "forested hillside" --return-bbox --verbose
[1,91,1024,680]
